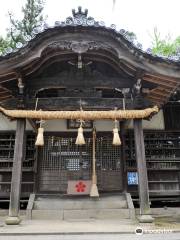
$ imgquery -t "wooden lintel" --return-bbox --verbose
[27,77,134,94]
[4,97,136,110]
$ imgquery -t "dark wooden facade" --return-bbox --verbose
[0,7,180,222]
[1,129,180,199]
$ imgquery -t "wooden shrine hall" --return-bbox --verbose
[0,7,180,224]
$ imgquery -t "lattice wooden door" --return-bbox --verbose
[38,136,92,192]
[38,135,122,193]
[96,136,123,191]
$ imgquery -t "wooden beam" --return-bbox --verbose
[0,92,12,98]
[5,119,26,225]
[0,73,16,83]
[0,89,11,94]
[4,97,138,110]
[27,77,134,94]
[150,86,172,96]
[134,119,152,220]
[143,76,176,89]
[146,73,179,84]
[150,90,169,98]
[0,95,13,101]
[149,93,167,100]
[154,88,172,94]
[37,89,102,98]
[148,95,166,102]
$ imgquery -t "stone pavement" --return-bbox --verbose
[0,218,137,235]
[0,217,180,235]
[1,233,180,240]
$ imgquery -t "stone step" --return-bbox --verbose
[32,209,131,220]
[28,193,134,220]
[34,195,128,210]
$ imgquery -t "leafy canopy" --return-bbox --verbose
[0,0,46,53]
[151,27,180,56]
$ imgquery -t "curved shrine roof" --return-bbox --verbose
[0,7,179,107]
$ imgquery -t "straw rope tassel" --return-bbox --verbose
[113,120,121,145]
[90,128,99,197]
[75,122,85,145]
[35,121,44,146]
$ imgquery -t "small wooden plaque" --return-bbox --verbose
[67,119,93,129]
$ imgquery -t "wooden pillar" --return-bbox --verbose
[133,119,153,222]
[6,118,26,225]
[120,121,126,192]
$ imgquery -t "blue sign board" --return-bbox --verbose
[127,172,138,185]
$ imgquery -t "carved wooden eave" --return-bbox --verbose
[0,7,179,108]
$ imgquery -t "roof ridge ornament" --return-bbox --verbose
[66,6,95,26]
[72,6,88,19]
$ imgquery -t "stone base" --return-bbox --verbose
[5,216,21,225]
[138,215,154,223]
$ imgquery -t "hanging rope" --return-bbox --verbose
[90,128,99,197]
[0,106,159,120]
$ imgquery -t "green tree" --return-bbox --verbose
[7,0,46,48]
[151,27,180,56]
[126,31,137,42]
[0,37,11,54]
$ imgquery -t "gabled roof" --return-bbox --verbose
[0,7,179,107]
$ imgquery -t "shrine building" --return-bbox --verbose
[0,7,179,224]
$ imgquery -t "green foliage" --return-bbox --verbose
[0,37,10,54]
[7,0,46,48]
[0,0,46,54]
[126,31,137,42]
[151,27,180,56]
